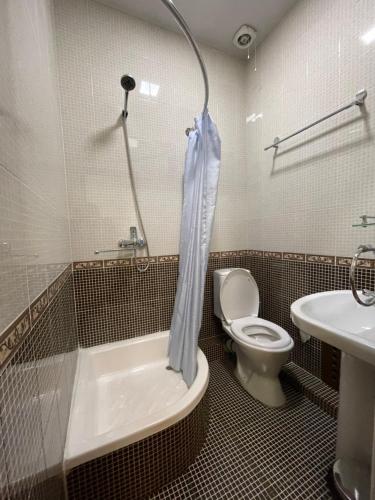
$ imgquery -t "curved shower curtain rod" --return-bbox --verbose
[160,0,209,133]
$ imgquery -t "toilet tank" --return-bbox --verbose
[213,268,237,320]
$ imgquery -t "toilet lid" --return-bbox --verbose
[220,269,259,323]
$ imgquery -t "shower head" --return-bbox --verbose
[121,75,136,120]
[121,74,136,92]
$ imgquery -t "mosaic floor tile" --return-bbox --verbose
[151,360,337,500]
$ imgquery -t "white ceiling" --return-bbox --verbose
[97,0,298,58]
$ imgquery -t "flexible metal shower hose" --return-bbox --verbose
[122,118,150,272]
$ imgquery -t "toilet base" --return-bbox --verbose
[234,365,286,408]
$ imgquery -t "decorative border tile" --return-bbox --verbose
[248,249,263,257]
[283,252,305,262]
[307,254,335,265]
[30,290,49,325]
[238,250,251,256]
[73,260,103,270]
[48,265,71,302]
[103,258,132,268]
[158,255,179,263]
[336,257,373,268]
[134,256,157,265]
[0,264,72,370]
[71,250,375,271]
[0,311,31,367]
[220,251,239,257]
[264,251,282,259]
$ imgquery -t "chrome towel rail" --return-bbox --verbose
[264,89,367,151]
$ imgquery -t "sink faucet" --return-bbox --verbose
[350,245,375,306]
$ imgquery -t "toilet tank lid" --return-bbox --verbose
[220,268,259,323]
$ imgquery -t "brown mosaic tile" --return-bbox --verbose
[67,393,209,500]
[71,250,375,402]
[198,335,227,362]
[150,361,336,499]
[281,361,339,419]
[3,246,358,500]
[0,272,77,499]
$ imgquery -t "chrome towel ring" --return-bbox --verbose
[350,245,375,306]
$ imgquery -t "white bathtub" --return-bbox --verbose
[64,331,209,471]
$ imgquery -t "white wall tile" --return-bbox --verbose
[246,0,375,257]
[0,0,71,333]
[55,0,248,261]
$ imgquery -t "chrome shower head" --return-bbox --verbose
[121,74,136,91]
[121,75,136,120]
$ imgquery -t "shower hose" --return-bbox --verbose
[122,117,150,273]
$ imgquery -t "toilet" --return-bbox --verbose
[214,268,294,407]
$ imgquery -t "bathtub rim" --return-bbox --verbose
[63,330,209,471]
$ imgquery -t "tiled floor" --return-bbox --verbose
[151,360,337,499]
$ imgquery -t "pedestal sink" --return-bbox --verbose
[291,291,375,500]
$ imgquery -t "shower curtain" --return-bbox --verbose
[168,111,221,386]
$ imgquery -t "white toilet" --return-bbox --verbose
[214,268,294,407]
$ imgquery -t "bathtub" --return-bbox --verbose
[64,331,209,496]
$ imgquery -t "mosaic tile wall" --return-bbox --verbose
[0,1,76,498]
[54,0,248,261]
[0,0,71,336]
[245,0,375,258]
[73,249,375,389]
[0,268,78,499]
[66,393,209,500]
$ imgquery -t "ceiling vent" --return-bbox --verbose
[232,25,257,50]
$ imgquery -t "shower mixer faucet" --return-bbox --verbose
[94,227,146,255]
[119,226,145,249]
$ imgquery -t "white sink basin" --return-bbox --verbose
[291,290,375,367]
[291,290,375,499]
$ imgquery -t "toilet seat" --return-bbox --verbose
[230,317,292,351]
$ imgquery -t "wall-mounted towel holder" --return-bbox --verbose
[264,89,367,151]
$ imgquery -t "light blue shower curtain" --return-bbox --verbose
[168,112,221,386]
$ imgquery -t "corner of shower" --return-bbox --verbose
[94,73,150,272]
